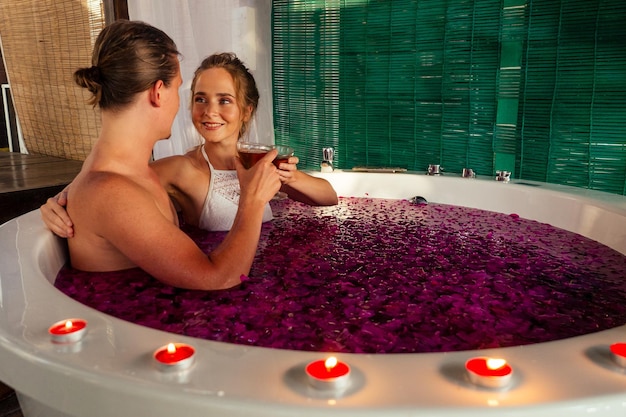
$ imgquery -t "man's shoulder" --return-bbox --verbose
[82,170,137,189]
[76,171,155,209]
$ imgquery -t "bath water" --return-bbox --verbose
[55,197,626,353]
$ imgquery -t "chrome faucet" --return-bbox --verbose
[462,168,476,178]
[321,147,334,172]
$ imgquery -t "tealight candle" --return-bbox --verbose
[48,319,87,344]
[610,343,626,367]
[153,343,195,372]
[465,357,513,389]
[305,356,351,390]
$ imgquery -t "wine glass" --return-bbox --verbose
[271,144,294,200]
[272,145,294,200]
[237,141,295,199]
[272,144,294,168]
[236,140,273,169]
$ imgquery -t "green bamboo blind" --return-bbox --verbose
[272,0,626,195]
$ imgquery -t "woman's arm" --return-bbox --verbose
[276,156,338,206]
[40,185,74,238]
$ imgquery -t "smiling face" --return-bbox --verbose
[191,67,251,147]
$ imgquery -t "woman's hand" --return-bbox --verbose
[275,155,299,185]
[273,154,339,206]
[40,187,74,238]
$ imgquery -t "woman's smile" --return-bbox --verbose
[191,67,245,144]
[200,121,225,130]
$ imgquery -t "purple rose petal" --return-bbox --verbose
[55,198,626,354]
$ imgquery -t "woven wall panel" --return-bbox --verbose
[0,0,104,160]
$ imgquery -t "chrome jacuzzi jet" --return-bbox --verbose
[321,147,334,172]
[495,170,511,182]
[409,196,428,205]
[427,164,442,175]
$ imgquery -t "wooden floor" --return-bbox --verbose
[0,151,82,224]
[0,151,83,416]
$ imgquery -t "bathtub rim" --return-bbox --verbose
[1,173,626,417]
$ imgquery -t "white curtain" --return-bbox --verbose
[127,0,274,159]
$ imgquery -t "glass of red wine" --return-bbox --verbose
[272,144,294,168]
[270,144,294,200]
[237,141,274,169]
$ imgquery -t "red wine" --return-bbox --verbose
[239,149,269,169]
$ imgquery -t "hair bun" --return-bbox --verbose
[86,65,102,83]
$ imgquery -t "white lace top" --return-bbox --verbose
[198,146,273,231]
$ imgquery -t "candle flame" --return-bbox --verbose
[325,356,338,372]
[486,358,506,370]
[64,320,73,330]
[167,343,177,354]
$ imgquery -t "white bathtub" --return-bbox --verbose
[1,172,625,417]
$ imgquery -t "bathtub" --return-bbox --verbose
[0,171,625,417]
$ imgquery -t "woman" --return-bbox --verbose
[64,20,281,290]
[152,52,338,230]
[42,53,337,236]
